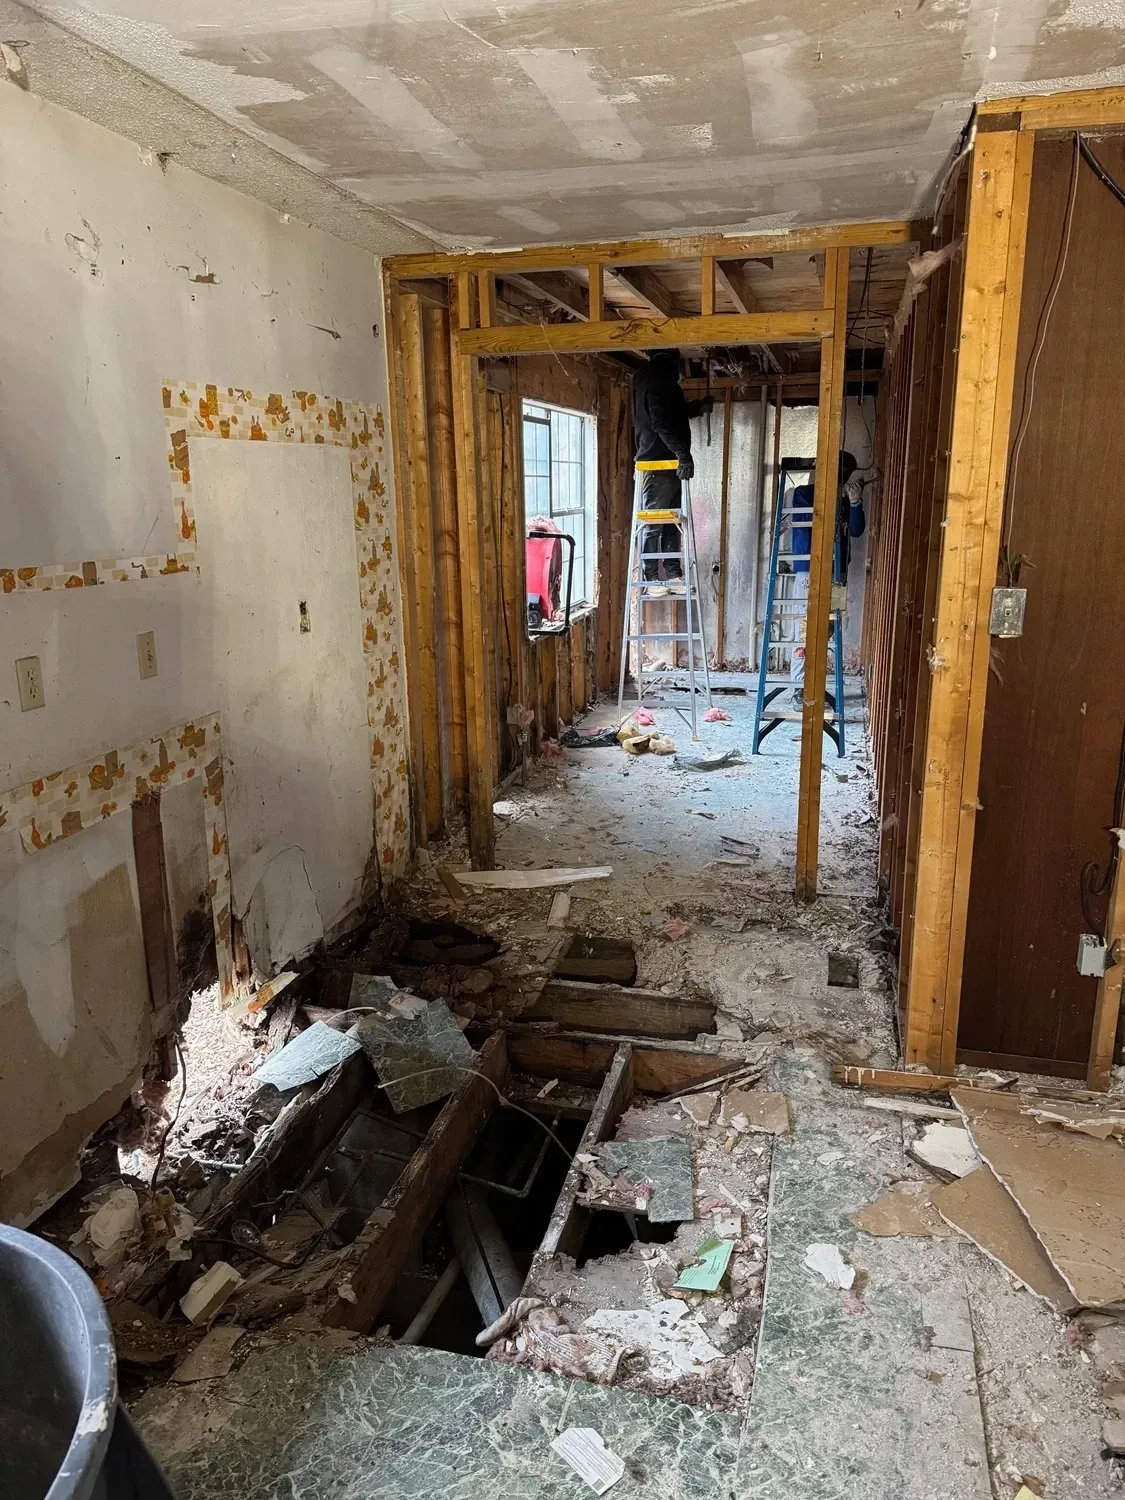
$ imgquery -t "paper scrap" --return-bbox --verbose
[675,1236,735,1291]
[550,1428,625,1494]
[804,1242,856,1290]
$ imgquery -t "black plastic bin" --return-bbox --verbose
[0,1223,174,1499]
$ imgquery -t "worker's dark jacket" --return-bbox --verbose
[633,353,709,506]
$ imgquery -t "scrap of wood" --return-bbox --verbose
[522,978,715,1040]
[864,1097,961,1121]
[952,1086,1125,1308]
[851,1180,960,1238]
[933,1167,1079,1312]
[452,865,612,888]
[436,864,468,904]
[547,890,571,928]
[503,1030,750,1094]
[834,1063,1115,1105]
[324,1032,507,1331]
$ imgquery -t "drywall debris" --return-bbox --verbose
[909,1121,979,1179]
[920,1290,974,1352]
[78,1186,141,1269]
[1103,1419,1125,1454]
[678,1090,719,1127]
[1021,1101,1125,1141]
[583,1300,724,1378]
[933,1167,1079,1312]
[180,1261,243,1325]
[953,1085,1125,1307]
[804,1243,856,1289]
[721,1089,789,1135]
[674,748,744,771]
[864,1097,961,1121]
[851,1179,959,1238]
[1,40,29,88]
[452,865,612,888]
[253,1020,361,1092]
[550,1427,625,1495]
[170,1325,245,1383]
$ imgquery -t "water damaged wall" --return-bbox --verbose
[0,85,409,1221]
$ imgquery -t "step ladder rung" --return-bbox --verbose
[626,631,704,642]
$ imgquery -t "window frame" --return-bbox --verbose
[521,398,598,617]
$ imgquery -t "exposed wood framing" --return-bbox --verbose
[794,246,849,902]
[606,265,678,317]
[715,260,759,312]
[1088,840,1125,1090]
[700,253,716,316]
[520,979,716,1039]
[477,271,496,328]
[904,130,1033,1072]
[449,277,497,868]
[388,220,919,279]
[587,261,605,322]
[504,1031,749,1092]
[832,1063,1112,1100]
[506,270,589,321]
[458,309,831,358]
[325,1032,508,1331]
[715,390,733,665]
[979,87,1125,133]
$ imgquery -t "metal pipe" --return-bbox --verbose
[398,1257,461,1346]
[445,1185,523,1327]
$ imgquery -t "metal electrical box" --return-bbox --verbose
[989,587,1027,638]
[1077,932,1109,977]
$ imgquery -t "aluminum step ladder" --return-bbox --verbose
[617,459,712,740]
[752,456,846,756]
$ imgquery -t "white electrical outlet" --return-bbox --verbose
[137,631,158,679]
[15,656,45,711]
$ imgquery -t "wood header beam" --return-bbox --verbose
[388,220,920,280]
[457,309,830,357]
[979,86,1125,132]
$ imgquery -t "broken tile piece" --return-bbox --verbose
[357,998,475,1113]
[851,1179,960,1238]
[253,1020,361,1092]
[550,1427,625,1494]
[171,1325,245,1383]
[595,1137,694,1222]
[678,1091,718,1127]
[721,1089,789,1136]
[920,1290,974,1352]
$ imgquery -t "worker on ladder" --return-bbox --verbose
[788,450,866,703]
[632,349,713,596]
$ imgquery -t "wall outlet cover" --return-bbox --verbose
[137,631,158,679]
[15,656,45,711]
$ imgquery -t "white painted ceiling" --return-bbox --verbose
[20,0,1125,248]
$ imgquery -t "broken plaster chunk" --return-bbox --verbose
[804,1243,856,1290]
[678,1091,719,1128]
[721,1089,789,1136]
[180,1261,244,1325]
[170,1325,245,1383]
[1103,1419,1125,1455]
[909,1121,979,1180]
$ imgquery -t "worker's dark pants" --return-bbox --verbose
[639,470,683,580]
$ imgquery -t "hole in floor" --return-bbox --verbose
[578,1209,680,1265]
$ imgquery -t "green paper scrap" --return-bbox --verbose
[674,1236,734,1292]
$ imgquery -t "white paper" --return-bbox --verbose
[550,1428,626,1494]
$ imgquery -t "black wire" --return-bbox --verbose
[1079,718,1125,939]
[846,247,873,343]
[149,1038,188,1193]
[1079,137,1125,211]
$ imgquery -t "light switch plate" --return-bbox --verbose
[137,630,158,679]
[15,656,45,711]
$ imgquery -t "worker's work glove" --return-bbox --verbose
[677,455,695,481]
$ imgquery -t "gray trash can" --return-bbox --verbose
[0,1223,174,1499]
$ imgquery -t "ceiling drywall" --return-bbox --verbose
[11,0,1125,249]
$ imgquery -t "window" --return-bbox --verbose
[522,400,597,618]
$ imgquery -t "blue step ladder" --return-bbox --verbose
[752,456,846,757]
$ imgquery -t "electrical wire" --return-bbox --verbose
[149,1038,188,1193]
[1079,137,1125,210]
[1002,133,1080,580]
[1080,719,1125,941]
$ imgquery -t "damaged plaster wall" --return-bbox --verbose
[0,84,406,1219]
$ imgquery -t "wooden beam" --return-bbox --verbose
[424,306,468,811]
[388,220,921,280]
[979,86,1125,132]
[794,246,849,902]
[588,261,604,322]
[520,979,715,1039]
[477,271,496,328]
[504,1031,750,1092]
[449,277,497,868]
[905,130,1033,1073]
[526,1043,634,1275]
[832,1062,1116,1102]
[397,292,443,841]
[1088,835,1125,1090]
[505,270,588,321]
[605,265,679,317]
[714,259,760,313]
[458,309,831,358]
[456,270,473,329]
[325,1033,508,1331]
[715,390,733,665]
[700,254,715,317]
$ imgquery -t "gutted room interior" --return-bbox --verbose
[2,3,1125,1496]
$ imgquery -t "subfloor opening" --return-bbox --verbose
[578,1210,680,1265]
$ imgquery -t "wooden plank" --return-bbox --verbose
[458,309,831,358]
[477,271,496,328]
[388,220,921,280]
[715,260,759,313]
[979,86,1125,132]
[571,614,587,715]
[527,1043,634,1274]
[506,270,589,321]
[588,261,604,322]
[424,305,468,813]
[325,1032,508,1331]
[538,632,559,741]
[905,130,1032,1071]
[715,390,733,665]
[606,265,678,317]
[956,1049,1087,1079]
[833,1062,1108,1098]
[794,246,849,902]
[700,254,715,316]
[557,631,574,727]
[131,794,177,1036]
[522,978,715,1039]
[504,1031,751,1093]
[449,277,497,868]
[1088,838,1125,1090]
[399,293,444,840]
[456,270,473,329]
